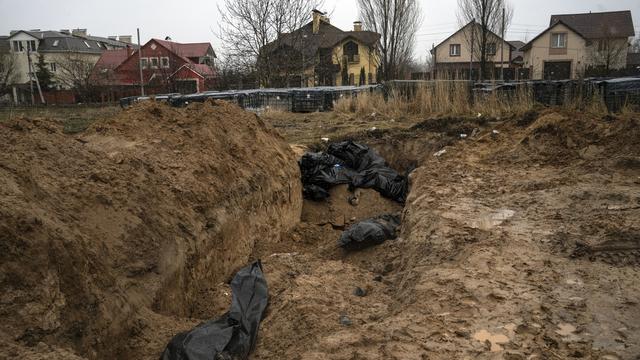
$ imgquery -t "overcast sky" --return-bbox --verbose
[1,0,639,62]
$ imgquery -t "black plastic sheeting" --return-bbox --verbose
[299,141,408,203]
[160,261,268,360]
[338,214,401,250]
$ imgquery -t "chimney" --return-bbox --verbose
[353,21,362,32]
[119,35,132,44]
[72,28,87,37]
[60,29,70,35]
[312,9,330,34]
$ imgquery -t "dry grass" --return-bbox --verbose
[0,105,121,133]
[334,81,612,118]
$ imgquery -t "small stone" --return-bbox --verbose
[353,287,367,297]
[373,275,383,282]
[339,314,352,326]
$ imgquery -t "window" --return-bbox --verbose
[551,33,567,48]
[150,57,159,68]
[96,41,102,48]
[161,57,170,68]
[13,41,24,52]
[27,40,37,52]
[450,44,461,56]
[84,41,91,48]
[52,40,59,47]
[487,43,497,55]
[50,63,57,72]
[343,41,359,62]
[140,58,149,69]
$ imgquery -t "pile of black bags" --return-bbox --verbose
[299,141,408,203]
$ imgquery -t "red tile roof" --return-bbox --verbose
[153,39,212,58]
[94,48,132,69]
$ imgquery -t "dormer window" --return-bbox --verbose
[84,41,91,48]
[52,40,59,47]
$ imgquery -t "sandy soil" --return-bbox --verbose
[1,102,639,359]
[251,109,640,359]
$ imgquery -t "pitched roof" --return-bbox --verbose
[38,36,106,54]
[431,21,515,54]
[94,48,132,69]
[550,11,635,39]
[153,39,215,59]
[263,20,380,58]
[508,40,525,50]
[520,20,585,51]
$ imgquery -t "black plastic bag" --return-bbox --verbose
[299,141,408,203]
[160,261,268,360]
[338,214,401,250]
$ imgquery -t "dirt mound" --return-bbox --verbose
[0,100,302,359]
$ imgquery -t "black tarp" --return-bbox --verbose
[160,261,268,360]
[299,141,408,203]
[338,214,401,250]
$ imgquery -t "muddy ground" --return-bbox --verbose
[252,109,640,359]
[1,103,639,359]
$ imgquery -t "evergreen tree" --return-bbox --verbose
[359,67,366,85]
[36,53,54,90]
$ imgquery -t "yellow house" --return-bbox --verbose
[522,11,635,80]
[260,10,381,87]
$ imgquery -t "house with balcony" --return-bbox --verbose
[4,28,132,103]
[260,9,381,87]
[521,11,635,79]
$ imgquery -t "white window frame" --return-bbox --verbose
[83,40,91,48]
[551,33,567,48]
[27,40,37,52]
[150,57,159,69]
[450,44,461,57]
[13,41,24,52]
[140,57,149,69]
[50,62,57,72]
[161,57,170,68]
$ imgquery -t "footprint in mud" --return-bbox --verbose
[469,209,515,230]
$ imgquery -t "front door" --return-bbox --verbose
[543,61,571,80]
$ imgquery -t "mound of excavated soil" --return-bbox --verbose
[0,100,302,359]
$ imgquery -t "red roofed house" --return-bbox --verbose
[92,38,216,101]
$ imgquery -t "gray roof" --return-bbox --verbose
[6,29,133,54]
[550,11,635,39]
[508,40,525,50]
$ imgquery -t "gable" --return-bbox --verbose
[432,22,514,53]
[521,21,584,51]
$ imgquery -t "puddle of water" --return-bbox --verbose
[473,329,509,352]
[470,209,515,230]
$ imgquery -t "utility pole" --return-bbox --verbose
[137,28,145,96]
[500,7,505,81]
[27,49,35,105]
[469,19,475,81]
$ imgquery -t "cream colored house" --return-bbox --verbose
[261,10,381,87]
[431,21,515,79]
[5,29,131,103]
[522,11,635,80]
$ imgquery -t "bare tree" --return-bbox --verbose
[0,47,19,97]
[586,29,631,76]
[457,0,513,80]
[56,53,98,102]
[357,0,422,81]
[218,0,323,86]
